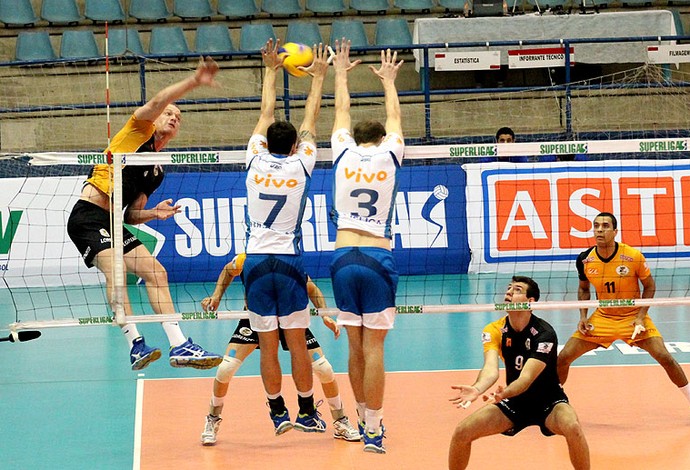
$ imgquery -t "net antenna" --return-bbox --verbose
[104,22,127,326]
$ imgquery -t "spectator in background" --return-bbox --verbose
[478,127,529,163]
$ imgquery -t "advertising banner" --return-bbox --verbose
[464,160,690,273]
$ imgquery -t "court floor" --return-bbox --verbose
[1,276,690,469]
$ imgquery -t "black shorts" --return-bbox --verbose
[229,318,320,351]
[496,388,569,437]
[67,199,142,268]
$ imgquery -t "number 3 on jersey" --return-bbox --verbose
[350,188,379,217]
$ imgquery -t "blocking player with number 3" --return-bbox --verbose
[243,39,330,435]
[557,212,690,404]
[329,40,405,454]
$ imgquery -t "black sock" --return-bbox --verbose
[297,394,315,415]
[268,396,286,415]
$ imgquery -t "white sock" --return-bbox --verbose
[297,388,314,398]
[365,407,384,434]
[680,383,690,404]
[161,322,187,347]
[327,395,343,412]
[121,324,140,348]
[211,395,225,407]
[357,402,366,423]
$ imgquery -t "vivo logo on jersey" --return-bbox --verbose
[252,174,298,188]
[343,167,388,183]
[464,160,690,271]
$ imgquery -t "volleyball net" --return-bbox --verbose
[2,57,690,332]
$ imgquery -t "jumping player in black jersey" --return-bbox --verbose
[67,58,222,371]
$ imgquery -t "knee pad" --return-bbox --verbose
[215,355,243,384]
[312,355,335,384]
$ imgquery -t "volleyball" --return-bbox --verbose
[278,43,314,77]
[433,184,449,200]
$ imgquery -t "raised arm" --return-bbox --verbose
[134,57,219,122]
[252,39,283,136]
[369,49,404,137]
[332,39,361,134]
[298,43,329,144]
[201,262,238,312]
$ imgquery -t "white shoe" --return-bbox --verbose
[201,415,222,446]
[333,416,361,442]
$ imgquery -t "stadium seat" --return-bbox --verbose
[375,18,412,48]
[261,0,303,17]
[306,0,347,16]
[60,30,100,60]
[239,23,277,53]
[108,28,145,56]
[84,0,125,24]
[329,20,369,49]
[438,0,465,11]
[149,26,191,57]
[286,22,324,47]
[394,0,435,13]
[195,24,236,57]
[173,0,215,21]
[350,0,391,14]
[15,31,57,61]
[41,0,82,25]
[218,0,259,19]
[0,0,38,27]
[129,0,171,22]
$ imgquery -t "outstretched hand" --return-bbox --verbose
[449,385,480,409]
[332,39,361,73]
[154,198,181,220]
[369,48,404,82]
[261,38,284,70]
[194,56,220,87]
[298,43,329,78]
[482,385,505,403]
[201,296,220,312]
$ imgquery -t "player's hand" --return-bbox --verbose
[369,48,404,82]
[449,385,480,409]
[194,56,219,87]
[577,319,594,335]
[298,43,329,78]
[631,321,646,340]
[261,38,284,70]
[332,39,361,73]
[201,296,219,312]
[154,199,181,220]
[482,385,505,403]
[322,315,340,339]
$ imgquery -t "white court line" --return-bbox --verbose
[132,378,144,470]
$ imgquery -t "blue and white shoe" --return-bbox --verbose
[130,336,161,371]
[363,427,386,454]
[358,420,385,441]
[270,409,293,436]
[294,406,327,433]
[169,338,222,369]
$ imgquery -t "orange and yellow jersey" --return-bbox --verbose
[85,115,163,207]
[482,314,561,400]
[576,242,651,317]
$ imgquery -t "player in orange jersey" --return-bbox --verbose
[557,212,690,405]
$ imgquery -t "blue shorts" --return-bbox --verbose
[330,247,398,316]
[243,254,309,331]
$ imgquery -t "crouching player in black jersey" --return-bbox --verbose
[448,276,590,470]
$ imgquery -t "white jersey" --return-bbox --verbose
[245,134,316,254]
[331,128,405,238]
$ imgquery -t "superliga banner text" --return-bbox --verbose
[0,165,469,287]
[464,160,690,273]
